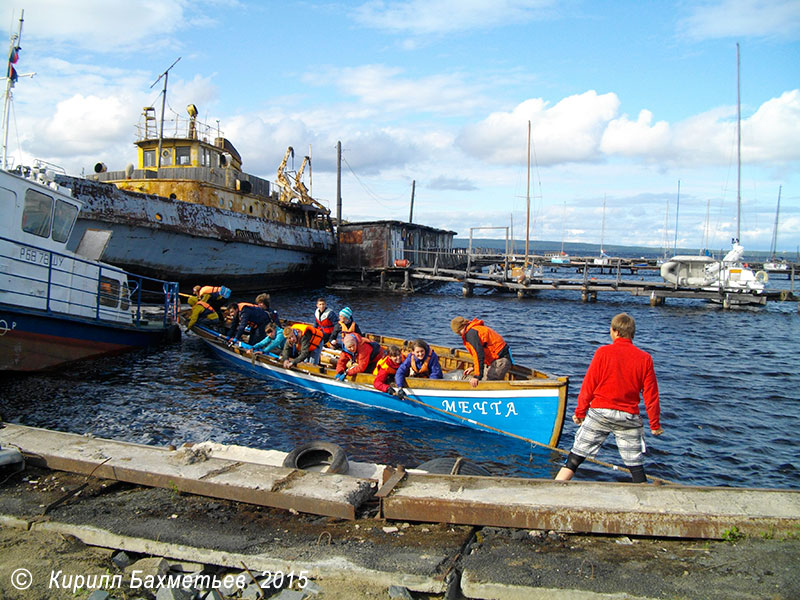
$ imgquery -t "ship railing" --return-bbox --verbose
[0,235,180,329]
[93,166,274,200]
[136,115,221,143]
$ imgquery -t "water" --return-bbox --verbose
[2,281,799,489]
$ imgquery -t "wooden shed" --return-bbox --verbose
[336,221,457,269]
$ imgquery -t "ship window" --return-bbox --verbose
[160,149,172,166]
[176,146,191,166]
[120,281,130,311]
[21,189,53,238]
[201,148,211,167]
[98,276,120,308]
[143,150,156,167]
[51,199,79,243]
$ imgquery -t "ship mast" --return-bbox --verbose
[2,10,24,170]
[150,57,181,169]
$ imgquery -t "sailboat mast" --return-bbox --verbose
[736,42,741,243]
[673,180,680,253]
[770,185,782,258]
[525,120,531,268]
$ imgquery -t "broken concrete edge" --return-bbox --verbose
[459,571,647,600]
[2,516,446,595]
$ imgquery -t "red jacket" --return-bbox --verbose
[336,334,385,377]
[576,337,660,431]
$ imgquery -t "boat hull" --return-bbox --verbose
[195,328,567,447]
[58,175,335,289]
[0,303,178,371]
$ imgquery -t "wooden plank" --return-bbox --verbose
[381,473,800,540]
[0,424,374,520]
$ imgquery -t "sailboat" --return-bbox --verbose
[512,121,543,280]
[549,201,570,264]
[764,186,787,271]
[660,44,766,302]
[592,195,610,265]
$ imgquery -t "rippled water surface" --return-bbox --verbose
[3,280,799,489]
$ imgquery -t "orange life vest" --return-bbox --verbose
[291,323,323,352]
[410,353,432,377]
[373,355,401,375]
[340,318,357,333]
[462,319,507,366]
[198,286,225,297]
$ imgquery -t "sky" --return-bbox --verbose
[3,0,800,254]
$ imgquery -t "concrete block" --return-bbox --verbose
[126,556,170,578]
[112,550,132,569]
[155,587,193,600]
[388,585,414,599]
[240,583,264,600]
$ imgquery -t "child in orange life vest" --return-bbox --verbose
[373,345,404,393]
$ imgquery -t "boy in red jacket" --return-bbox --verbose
[556,313,664,483]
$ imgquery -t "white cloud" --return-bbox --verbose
[600,110,671,158]
[18,0,194,51]
[744,90,800,162]
[312,65,489,116]
[352,0,559,36]
[681,0,800,41]
[457,91,620,165]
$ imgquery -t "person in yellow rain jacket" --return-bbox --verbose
[186,295,220,330]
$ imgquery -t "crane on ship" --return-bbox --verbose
[275,146,327,212]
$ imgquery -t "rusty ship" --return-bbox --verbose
[58,104,335,290]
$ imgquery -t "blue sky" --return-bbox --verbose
[4,0,800,254]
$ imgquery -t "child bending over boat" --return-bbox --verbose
[395,339,443,388]
[335,334,385,380]
[450,316,512,387]
[373,345,404,393]
[249,324,285,356]
[280,324,324,368]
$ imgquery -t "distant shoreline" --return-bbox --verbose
[452,238,796,261]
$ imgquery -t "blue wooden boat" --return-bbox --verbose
[190,325,568,447]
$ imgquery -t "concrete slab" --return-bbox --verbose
[381,473,800,539]
[459,527,800,600]
[1,467,798,599]
[0,467,464,594]
[0,424,375,520]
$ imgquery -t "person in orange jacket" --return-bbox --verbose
[450,316,512,388]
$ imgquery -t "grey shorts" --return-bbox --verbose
[571,408,646,466]
[484,357,512,381]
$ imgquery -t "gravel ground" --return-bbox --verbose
[1,467,798,599]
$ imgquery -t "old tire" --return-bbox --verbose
[283,442,349,475]
[415,456,491,476]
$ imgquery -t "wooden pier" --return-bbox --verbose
[328,253,799,309]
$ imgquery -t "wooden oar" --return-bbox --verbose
[393,388,675,485]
